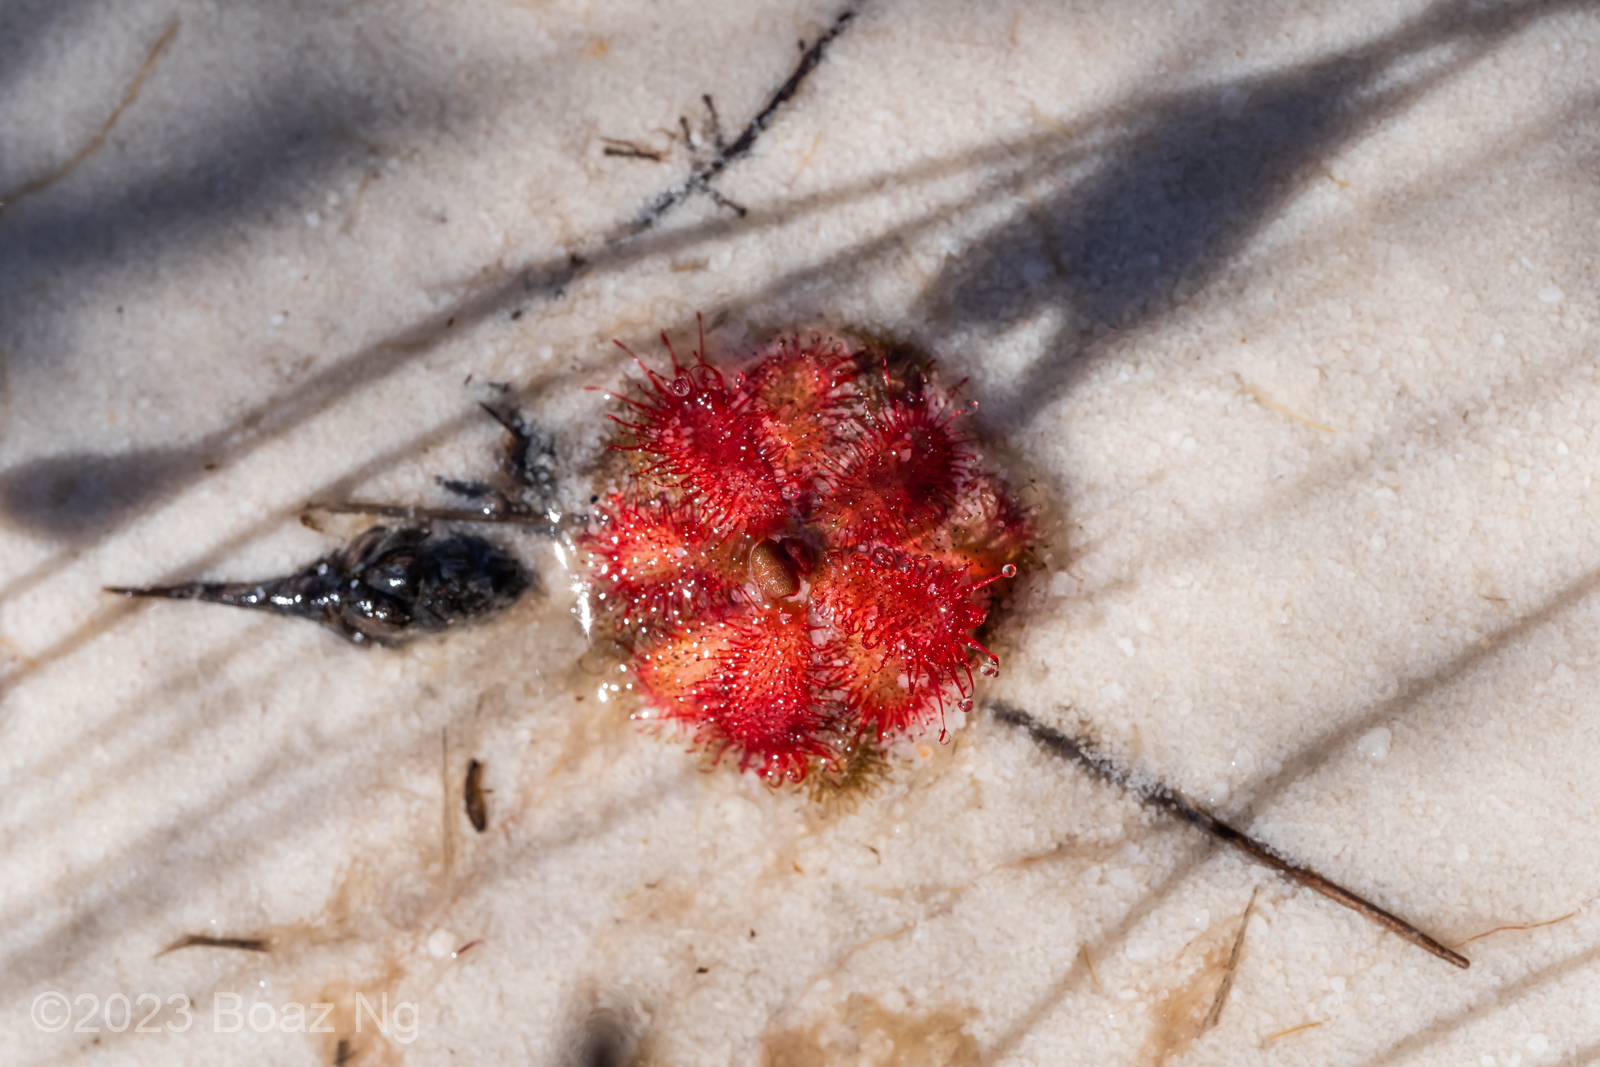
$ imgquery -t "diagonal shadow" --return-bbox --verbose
[0,397,531,817]
[0,0,867,593]
[1356,938,1600,1067]
[1239,558,1600,837]
[0,30,467,370]
[917,0,1586,428]
[981,557,1600,1061]
[5,1,1597,1060]
[0,0,101,103]
[0,638,687,1009]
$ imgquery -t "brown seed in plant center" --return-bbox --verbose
[749,538,800,600]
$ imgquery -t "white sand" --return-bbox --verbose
[3,0,1599,1064]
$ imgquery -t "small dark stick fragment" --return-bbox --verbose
[157,934,270,956]
[702,94,727,154]
[1080,945,1102,992]
[699,183,748,218]
[990,702,1471,970]
[479,401,561,512]
[335,1038,355,1066]
[108,528,530,646]
[602,138,664,162]
[464,758,489,832]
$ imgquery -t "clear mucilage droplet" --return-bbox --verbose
[980,656,1001,678]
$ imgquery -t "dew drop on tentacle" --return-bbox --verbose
[980,655,1001,678]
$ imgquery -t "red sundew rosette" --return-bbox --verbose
[577,494,741,633]
[901,469,1033,608]
[813,387,975,545]
[631,615,739,721]
[607,338,789,537]
[634,603,838,783]
[811,547,1007,737]
[691,603,839,782]
[740,336,863,510]
[590,329,1031,782]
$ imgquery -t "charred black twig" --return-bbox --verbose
[430,402,558,520]
[484,401,560,508]
[990,702,1470,969]
[313,502,556,530]
[700,184,748,218]
[315,401,562,533]
[108,527,530,646]
[623,1,861,235]
[648,97,747,218]
[125,404,551,644]
[702,94,728,155]
[158,933,270,956]
[464,758,489,832]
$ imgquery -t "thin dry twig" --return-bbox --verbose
[1238,375,1336,433]
[1455,910,1579,947]
[804,923,914,984]
[1202,886,1258,1030]
[1080,945,1102,992]
[1263,1020,1325,1044]
[0,19,181,212]
[990,703,1470,970]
